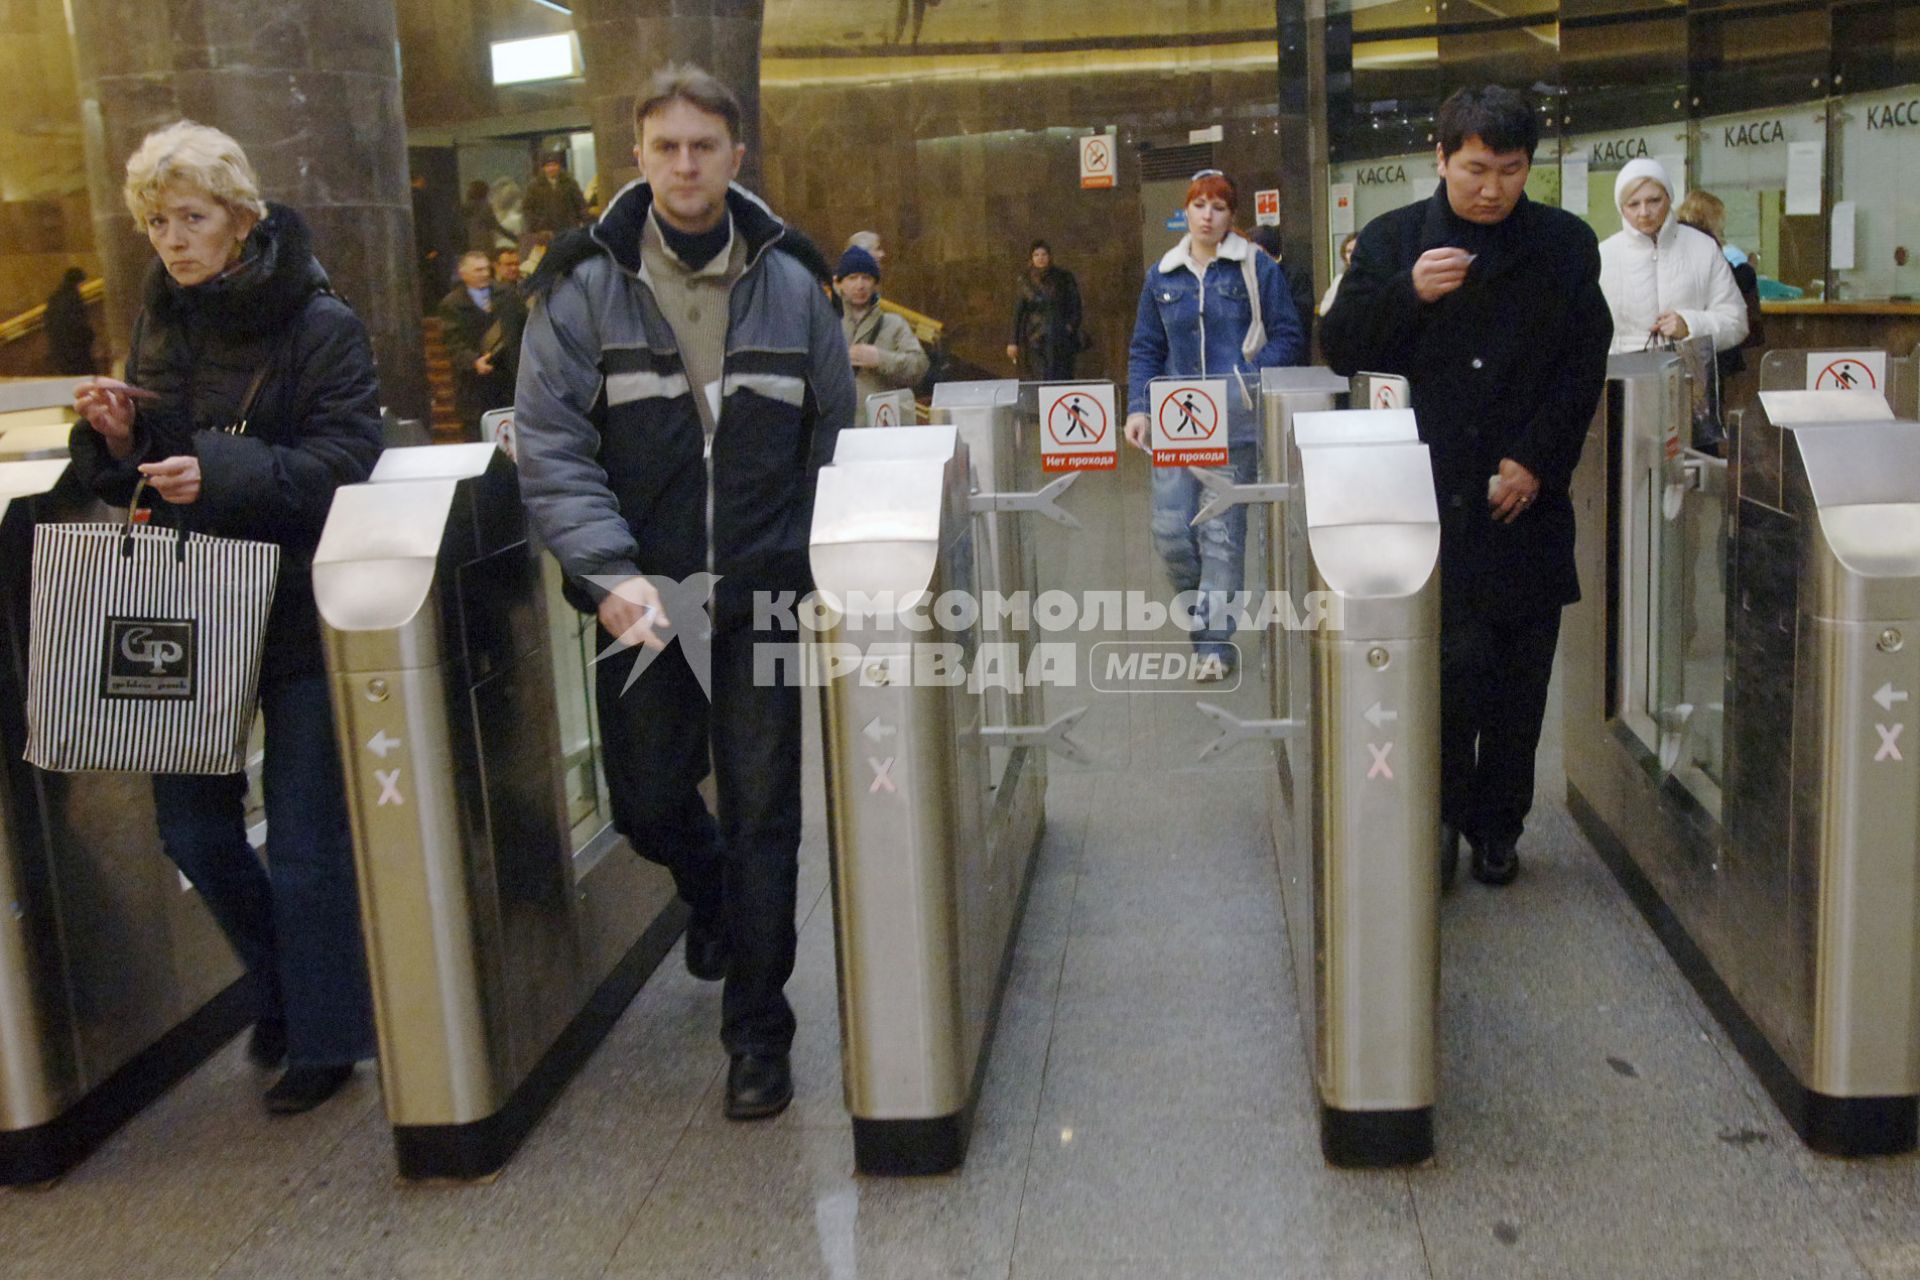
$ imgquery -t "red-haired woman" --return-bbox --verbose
[1122,169,1305,678]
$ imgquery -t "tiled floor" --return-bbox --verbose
[6,675,1918,1280]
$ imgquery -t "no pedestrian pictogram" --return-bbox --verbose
[1806,350,1885,392]
[1080,135,1115,189]
[1040,383,1117,472]
[1149,379,1228,467]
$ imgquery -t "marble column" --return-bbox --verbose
[1277,0,1331,317]
[66,0,428,419]
[572,0,766,200]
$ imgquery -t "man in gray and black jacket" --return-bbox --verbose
[514,65,853,1120]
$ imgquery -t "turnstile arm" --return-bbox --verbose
[967,472,1082,530]
[1193,700,1304,760]
[1189,468,1294,526]
[978,706,1093,765]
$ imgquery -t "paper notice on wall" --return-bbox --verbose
[1830,200,1857,270]
[1786,141,1824,215]
[1329,183,1355,236]
[1561,157,1588,216]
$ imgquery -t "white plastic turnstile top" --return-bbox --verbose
[1261,366,1350,394]
[832,424,959,465]
[0,457,71,523]
[369,441,500,483]
[1292,408,1419,447]
[1759,389,1893,426]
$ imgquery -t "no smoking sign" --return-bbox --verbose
[1079,134,1115,190]
[1040,383,1116,472]
[1149,378,1229,467]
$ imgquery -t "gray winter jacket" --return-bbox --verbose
[514,181,853,621]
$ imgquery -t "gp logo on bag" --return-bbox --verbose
[102,618,197,699]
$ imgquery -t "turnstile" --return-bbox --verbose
[1759,342,1919,419]
[313,442,681,1180]
[0,456,249,1184]
[1565,353,1920,1155]
[809,408,1052,1176]
[1261,385,1442,1167]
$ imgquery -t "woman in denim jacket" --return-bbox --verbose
[1123,170,1305,678]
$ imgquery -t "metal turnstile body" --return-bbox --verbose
[0,458,248,1184]
[314,443,680,1179]
[1265,393,1442,1167]
[1565,355,1920,1155]
[812,410,1048,1176]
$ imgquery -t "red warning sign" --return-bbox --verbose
[1149,379,1228,467]
[1041,383,1117,472]
[1253,189,1280,226]
[1813,357,1879,391]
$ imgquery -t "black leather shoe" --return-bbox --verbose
[246,1017,287,1069]
[1439,825,1461,892]
[1471,837,1520,887]
[264,1065,354,1115]
[684,914,729,982]
[725,1053,793,1121]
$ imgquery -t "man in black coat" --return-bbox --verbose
[1321,85,1613,887]
[437,249,526,438]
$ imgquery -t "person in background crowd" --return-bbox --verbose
[845,229,885,268]
[835,245,927,425]
[460,178,512,252]
[44,267,95,375]
[522,151,588,244]
[1319,233,1357,316]
[68,119,381,1113]
[1598,159,1746,356]
[1007,239,1085,381]
[1675,189,1764,377]
[1247,224,1319,350]
[1122,169,1305,681]
[438,249,525,439]
[1321,85,1612,889]
[493,247,524,292]
[515,64,852,1122]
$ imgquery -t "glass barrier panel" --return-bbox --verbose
[541,551,612,856]
[1669,450,1728,818]
[1833,83,1920,303]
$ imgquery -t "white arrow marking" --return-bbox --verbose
[862,717,897,743]
[376,768,405,806]
[1876,724,1905,763]
[1364,701,1399,730]
[367,729,402,759]
[1367,742,1394,780]
[868,757,897,794]
[1874,683,1911,713]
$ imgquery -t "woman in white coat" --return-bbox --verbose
[1598,158,1747,356]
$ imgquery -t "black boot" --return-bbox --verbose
[725,1053,792,1120]
[1471,837,1519,887]
[264,1065,354,1115]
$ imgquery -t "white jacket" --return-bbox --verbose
[1599,159,1748,355]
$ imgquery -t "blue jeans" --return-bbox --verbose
[1149,439,1259,659]
[151,673,376,1068]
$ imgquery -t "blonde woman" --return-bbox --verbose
[69,121,381,1114]
[1598,159,1747,355]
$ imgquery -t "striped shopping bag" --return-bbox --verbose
[24,505,279,776]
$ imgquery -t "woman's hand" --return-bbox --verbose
[138,455,202,505]
[73,377,150,461]
[848,343,882,369]
[1652,310,1690,340]
[1005,343,1020,364]
[1124,412,1151,451]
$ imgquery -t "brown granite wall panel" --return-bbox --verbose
[67,0,428,417]
[573,1,766,197]
[758,55,1286,386]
